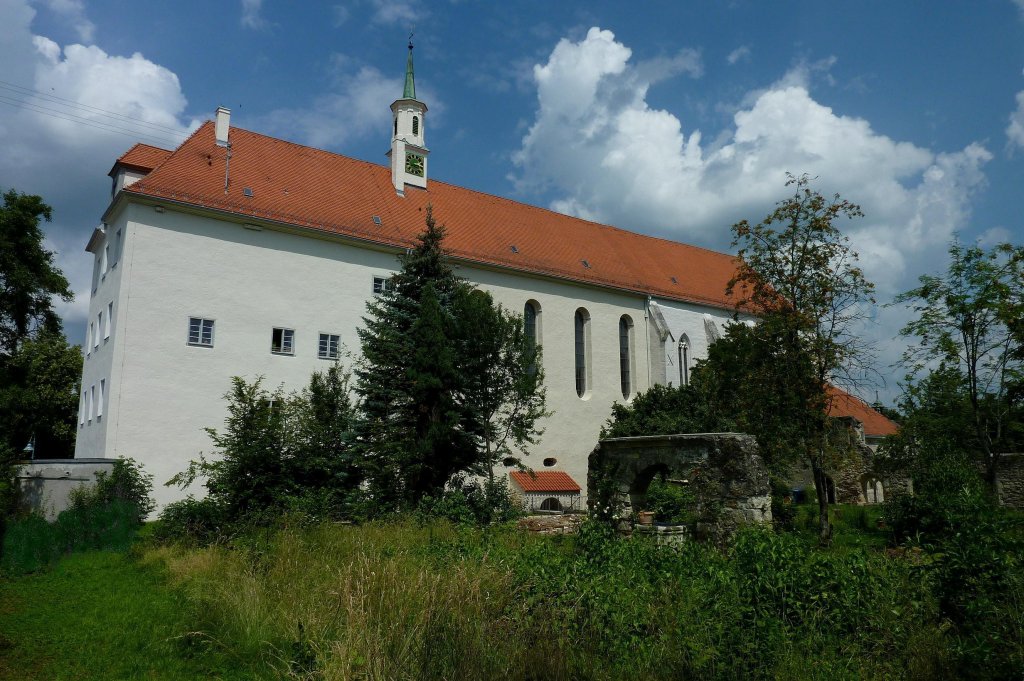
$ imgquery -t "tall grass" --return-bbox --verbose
[1,499,139,574]
[149,519,981,680]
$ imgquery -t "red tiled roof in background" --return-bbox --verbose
[510,471,582,494]
[120,122,745,310]
[827,385,899,437]
[109,143,173,176]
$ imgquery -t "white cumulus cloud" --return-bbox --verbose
[726,45,750,65]
[39,0,95,43]
[1007,91,1024,151]
[0,0,195,342]
[258,55,441,150]
[514,27,990,296]
[240,0,268,30]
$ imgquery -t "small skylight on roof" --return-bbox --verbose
[671,276,678,284]
[243,187,254,198]
[510,245,519,253]
[581,259,591,269]
[372,215,382,225]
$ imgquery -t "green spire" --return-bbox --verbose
[403,40,416,99]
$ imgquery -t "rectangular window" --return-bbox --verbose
[97,379,105,418]
[88,385,95,422]
[271,327,294,355]
[318,333,340,360]
[79,391,86,425]
[372,276,388,294]
[112,228,122,267]
[101,244,109,277]
[104,302,112,339]
[188,317,215,347]
[95,312,102,349]
[86,323,92,355]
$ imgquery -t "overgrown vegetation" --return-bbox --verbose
[129,517,1018,680]
[354,206,546,510]
[1,458,154,574]
[0,188,81,552]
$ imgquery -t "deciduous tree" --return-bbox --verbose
[729,174,876,544]
[893,241,1024,487]
[0,189,72,357]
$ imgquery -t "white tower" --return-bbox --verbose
[386,40,429,196]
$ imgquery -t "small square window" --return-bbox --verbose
[271,327,294,355]
[318,333,340,360]
[372,276,388,295]
[188,317,215,347]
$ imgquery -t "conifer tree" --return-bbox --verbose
[355,207,476,507]
[355,207,548,509]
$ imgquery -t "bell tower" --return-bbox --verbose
[387,39,429,196]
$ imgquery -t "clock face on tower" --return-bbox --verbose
[404,153,424,177]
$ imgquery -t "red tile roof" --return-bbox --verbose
[510,470,582,494]
[120,122,744,310]
[109,143,173,177]
[827,385,899,437]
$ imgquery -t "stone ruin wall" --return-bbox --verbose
[588,433,772,544]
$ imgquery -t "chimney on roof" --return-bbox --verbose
[215,107,231,147]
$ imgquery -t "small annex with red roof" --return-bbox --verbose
[509,471,583,513]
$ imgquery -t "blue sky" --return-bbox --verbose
[2,0,1024,403]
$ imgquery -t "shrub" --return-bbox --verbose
[70,457,155,522]
[644,478,696,524]
[416,476,520,525]
[1,499,140,575]
[153,496,228,545]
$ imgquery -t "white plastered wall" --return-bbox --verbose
[74,200,736,510]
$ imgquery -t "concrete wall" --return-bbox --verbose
[15,459,117,521]
[73,200,742,510]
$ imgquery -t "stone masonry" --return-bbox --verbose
[588,433,771,543]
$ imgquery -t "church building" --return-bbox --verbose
[73,45,894,510]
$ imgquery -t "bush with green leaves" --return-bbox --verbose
[166,364,358,536]
[416,476,520,525]
[643,478,696,524]
[883,444,1024,677]
[69,457,155,522]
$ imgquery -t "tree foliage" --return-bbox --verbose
[0,329,82,458]
[892,240,1024,486]
[355,207,547,510]
[168,364,359,526]
[728,174,875,544]
[455,286,548,478]
[0,189,71,357]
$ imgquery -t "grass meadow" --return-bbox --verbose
[0,504,1021,680]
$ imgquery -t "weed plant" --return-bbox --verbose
[148,517,995,680]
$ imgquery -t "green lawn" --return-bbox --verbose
[0,550,265,681]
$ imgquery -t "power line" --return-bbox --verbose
[0,96,184,147]
[0,80,188,137]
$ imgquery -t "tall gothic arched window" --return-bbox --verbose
[394,117,398,136]
[524,301,538,346]
[524,301,539,375]
[574,308,590,397]
[678,337,690,386]
[619,315,633,399]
